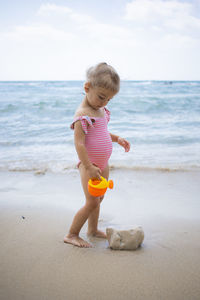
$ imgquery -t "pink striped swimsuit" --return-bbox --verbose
[71,107,112,171]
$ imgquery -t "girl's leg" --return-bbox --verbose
[64,164,101,248]
[87,165,109,238]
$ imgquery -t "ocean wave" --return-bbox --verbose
[0,162,199,174]
[0,104,18,113]
[0,82,26,86]
[109,164,200,172]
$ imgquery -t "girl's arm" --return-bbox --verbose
[110,132,131,153]
[74,121,102,179]
[110,132,119,143]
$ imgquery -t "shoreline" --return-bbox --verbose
[1,163,200,174]
[0,169,200,299]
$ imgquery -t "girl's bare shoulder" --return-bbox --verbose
[74,102,104,118]
[74,107,90,118]
[74,103,95,118]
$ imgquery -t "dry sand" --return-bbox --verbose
[0,169,200,300]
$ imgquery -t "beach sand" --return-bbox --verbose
[0,169,200,300]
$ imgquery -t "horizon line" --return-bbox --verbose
[0,79,200,82]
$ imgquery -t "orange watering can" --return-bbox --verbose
[88,176,114,197]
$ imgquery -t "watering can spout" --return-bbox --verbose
[108,180,114,189]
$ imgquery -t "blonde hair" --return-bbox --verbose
[86,62,120,93]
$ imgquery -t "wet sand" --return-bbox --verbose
[0,169,200,300]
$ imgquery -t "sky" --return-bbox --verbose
[0,0,200,80]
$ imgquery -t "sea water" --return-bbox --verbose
[0,80,200,172]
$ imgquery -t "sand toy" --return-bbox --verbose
[88,176,114,197]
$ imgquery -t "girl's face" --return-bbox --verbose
[84,83,116,110]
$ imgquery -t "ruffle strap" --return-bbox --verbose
[104,107,111,123]
[70,116,95,134]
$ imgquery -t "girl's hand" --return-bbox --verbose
[117,137,131,152]
[86,164,102,180]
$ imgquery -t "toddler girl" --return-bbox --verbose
[64,62,130,248]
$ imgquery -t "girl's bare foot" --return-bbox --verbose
[64,234,93,248]
[87,230,107,239]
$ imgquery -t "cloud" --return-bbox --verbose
[0,24,75,42]
[37,3,94,24]
[32,4,134,48]
[124,0,200,38]
[37,3,72,16]
[0,1,200,80]
[125,0,193,22]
